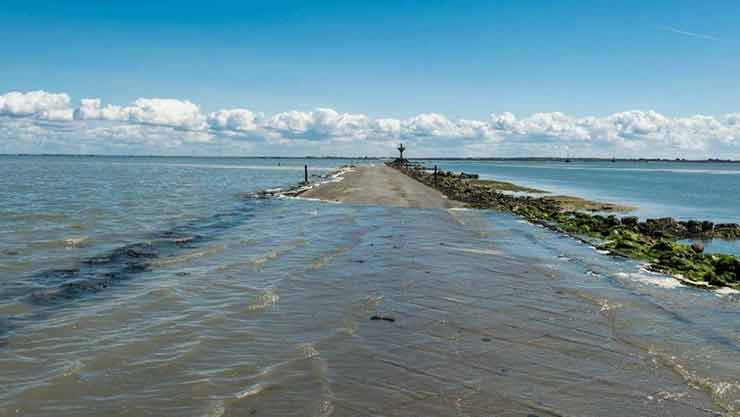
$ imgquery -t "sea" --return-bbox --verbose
[0,155,738,417]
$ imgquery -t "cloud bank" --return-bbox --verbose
[2,90,740,158]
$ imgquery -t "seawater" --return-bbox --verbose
[427,160,740,222]
[1,156,739,417]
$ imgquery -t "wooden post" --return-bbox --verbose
[433,165,438,186]
[304,165,308,183]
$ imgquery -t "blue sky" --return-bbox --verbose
[1,0,740,157]
[3,0,739,117]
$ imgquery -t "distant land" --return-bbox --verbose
[2,154,739,163]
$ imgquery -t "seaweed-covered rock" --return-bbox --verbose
[715,223,740,239]
[387,160,740,289]
[600,229,652,258]
[605,215,622,227]
[459,172,479,179]
[621,216,639,228]
[690,242,704,254]
[682,220,703,235]
[639,217,687,239]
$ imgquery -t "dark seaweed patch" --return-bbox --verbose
[3,199,266,308]
[0,317,15,344]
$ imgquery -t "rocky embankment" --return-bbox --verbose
[388,160,740,289]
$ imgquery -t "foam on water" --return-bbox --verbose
[235,383,269,399]
[444,245,503,256]
[615,270,686,289]
[62,236,89,248]
[246,290,280,312]
[714,287,740,297]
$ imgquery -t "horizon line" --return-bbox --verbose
[1,153,739,163]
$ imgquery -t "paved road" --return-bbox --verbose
[301,165,462,208]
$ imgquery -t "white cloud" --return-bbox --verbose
[2,89,740,158]
[126,98,205,130]
[372,118,402,137]
[311,108,369,137]
[265,108,369,139]
[490,112,589,141]
[207,108,261,132]
[607,110,668,136]
[74,97,205,130]
[403,113,454,137]
[396,113,497,143]
[725,113,740,126]
[0,90,74,121]
[73,98,103,120]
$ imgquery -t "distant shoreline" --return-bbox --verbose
[2,154,739,163]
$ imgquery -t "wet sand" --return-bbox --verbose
[300,165,463,209]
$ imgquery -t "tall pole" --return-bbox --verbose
[304,165,308,183]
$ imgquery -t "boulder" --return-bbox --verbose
[682,220,703,235]
[605,215,621,227]
[621,216,639,227]
[639,217,687,238]
[714,223,740,239]
[690,242,705,254]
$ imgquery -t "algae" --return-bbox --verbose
[466,179,546,194]
[389,160,740,289]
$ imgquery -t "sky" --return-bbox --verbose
[1,0,740,158]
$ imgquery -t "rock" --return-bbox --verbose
[651,239,675,253]
[690,242,704,254]
[704,271,724,286]
[621,216,639,227]
[714,223,740,239]
[639,217,687,238]
[683,220,703,235]
[701,221,714,233]
[605,215,621,227]
[601,229,652,258]
[370,315,395,322]
[459,172,479,179]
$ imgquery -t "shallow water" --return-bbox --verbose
[1,156,739,416]
[427,159,740,255]
[426,160,740,222]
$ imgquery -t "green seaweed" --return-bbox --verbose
[389,160,740,289]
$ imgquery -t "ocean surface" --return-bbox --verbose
[1,156,739,417]
[427,160,740,223]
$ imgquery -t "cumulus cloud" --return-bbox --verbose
[74,97,205,130]
[0,90,74,121]
[126,98,205,130]
[372,118,402,137]
[265,108,369,139]
[2,89,740,158]
[490,112,590,141]
[404,113,455,137]
[207,108,261,132]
